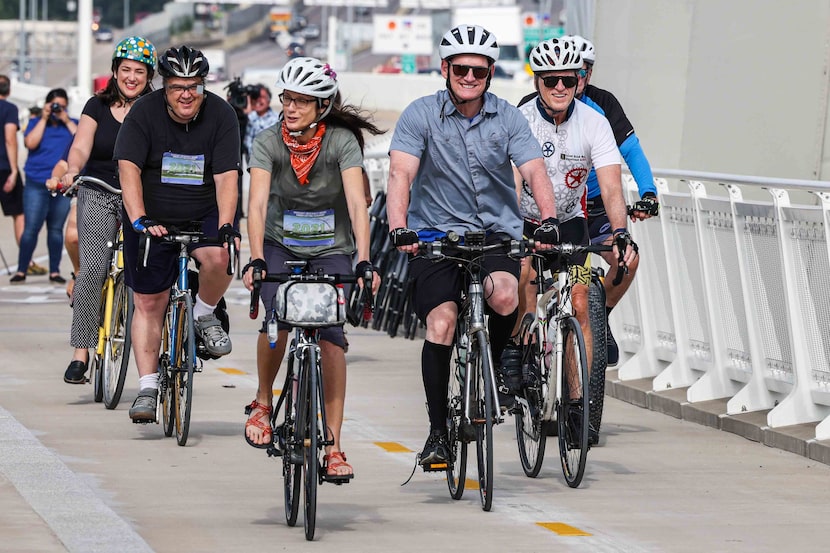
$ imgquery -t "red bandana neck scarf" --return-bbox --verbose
[281,122,327,185]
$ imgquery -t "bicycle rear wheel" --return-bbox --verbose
[515,317,547,478]
[91,354,104,403]
[557,316,589,488]
[302,347,319,541]
[588,273,608,443]
[104,275,133,409]
[174,295,195,446]
[282,351,301,527]
[471,330,494,511]
[446,337,467,499]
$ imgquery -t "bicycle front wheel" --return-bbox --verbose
[557,316,589,488]
[515,316,547,478]
[104,274,133,409]
[282,350,301,527]
[446,338,468,499]
[302,347,319,541]
[174,295,195,446]
[471,330,494,512]
[588,273,608,443]
[159,306,175,437]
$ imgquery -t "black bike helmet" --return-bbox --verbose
[158,45,209,79]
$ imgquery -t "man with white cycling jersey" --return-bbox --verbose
[386,24,560,467]
[115,45,241,422]
[514,37,636,440]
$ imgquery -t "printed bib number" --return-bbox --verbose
[161,152,205,185]
[284,209,335,247]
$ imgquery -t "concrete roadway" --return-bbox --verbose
[1,213,830,553]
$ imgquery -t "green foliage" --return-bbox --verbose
[0,0,169,27]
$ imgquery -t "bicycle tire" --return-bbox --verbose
[282,349,301,527]
[557,316,589,488]
[174,294,195,446]
[446,335,468,499]
[92,355,104,403]
[302,347,319,541]
[472,330,495,512]
[515,316,547,478]
[588,274,608,442]
[104,275,133,409]
[159,305,175,437]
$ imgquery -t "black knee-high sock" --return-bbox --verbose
[421,341,453,431]
[488,309,518,367]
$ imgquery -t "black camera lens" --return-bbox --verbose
[51,102,62,113]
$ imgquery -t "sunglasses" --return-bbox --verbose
[451,64,490,80]
[541,75,579,89]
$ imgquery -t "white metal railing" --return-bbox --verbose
[364,152,830,441]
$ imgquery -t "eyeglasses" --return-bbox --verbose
[541,75,579,89]
[166,83,204,95]
[450,64,490,80]
[279,93,315,108]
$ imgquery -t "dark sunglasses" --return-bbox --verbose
[451,64,490,79]
[541,75,579,89]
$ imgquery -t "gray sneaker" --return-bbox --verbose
[129,388,158,422]
[195,313,232,357]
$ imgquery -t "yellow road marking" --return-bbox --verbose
[272,388,281,395]
[536,522,592,536]
[217,368,246,375]
[464,480,479,490]
[374,442,413,453]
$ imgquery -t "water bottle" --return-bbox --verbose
[267,310,278,349]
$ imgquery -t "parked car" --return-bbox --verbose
[296,24,321,40]
[94,27,114,42]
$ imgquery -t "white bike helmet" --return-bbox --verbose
[565,35,596,64]
[439,24,500,63]
[528,38,583,73]
[275,57,339,99]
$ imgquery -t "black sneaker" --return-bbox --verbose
[606,324,619,366]
[419,429,449,466]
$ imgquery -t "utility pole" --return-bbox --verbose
[17,0,26,82]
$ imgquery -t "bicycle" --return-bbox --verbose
[249,260,373,540]
[59,175,133,409]
[137,224,236,446]
[416,231,523,512]
[512,240,618,487]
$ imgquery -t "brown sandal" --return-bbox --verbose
[323,451,354,480]
[244,400,273,449]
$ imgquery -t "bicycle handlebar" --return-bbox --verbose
[249,269,361,320]
[54,175,122,197]
[139,227,237,275]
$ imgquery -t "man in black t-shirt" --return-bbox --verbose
[114,46,241,423]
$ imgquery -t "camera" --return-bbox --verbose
[50,102,62,113]
[225,77,262,110]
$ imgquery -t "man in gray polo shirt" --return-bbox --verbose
[386,24,560,467]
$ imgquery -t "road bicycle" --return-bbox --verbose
[60,175,133,409]
[250,261,373,540]
[417,231,524,512]
[137,224,236,446]
[512,241,617,487]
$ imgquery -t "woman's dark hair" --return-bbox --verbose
[45,88,68,103]
[97,58,155,105]
[323,92,385,153]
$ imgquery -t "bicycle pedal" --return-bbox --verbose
[321,473,353,485]
[266,446,283,458]
[421,462,449,472]
[130,417,156,425]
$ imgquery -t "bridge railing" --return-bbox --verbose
[364,151,830,440]
[611,169,830,440]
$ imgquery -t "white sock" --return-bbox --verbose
[193,294,217,320]
[139,373,159,391]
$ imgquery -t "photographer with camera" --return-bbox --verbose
[10,88,77,284]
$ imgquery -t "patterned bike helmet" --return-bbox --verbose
[528,38,583,73]
[112,36,157,69]
[158,45,209,79]
[275,57,339,99]
[439,24,500,63]
[566,35,596,64]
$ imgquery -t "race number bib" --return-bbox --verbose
[161,152,205,185]
[284,209,335,247]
